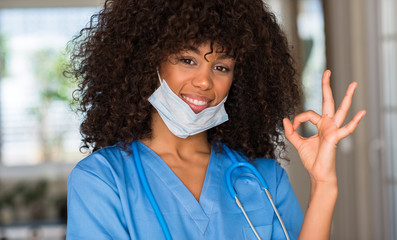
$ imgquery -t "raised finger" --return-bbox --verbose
[337,110,366,140]
[322,70,335,117]
[292,110,321,130]
[334,82,358,127]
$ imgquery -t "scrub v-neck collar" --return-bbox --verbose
[136,140,223,234]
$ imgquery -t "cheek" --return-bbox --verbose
[164,80,182,95]
[226,77,234,93]
[160,71,183,94]
[218,80,233,99]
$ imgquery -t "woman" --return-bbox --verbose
[66,0,365,239]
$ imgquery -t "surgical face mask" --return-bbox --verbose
[148,71,229,138]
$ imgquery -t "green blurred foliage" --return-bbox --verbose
[29,48,77,162]
[32,49,74,105]
[0,34,9,79]
[0,180,50,224]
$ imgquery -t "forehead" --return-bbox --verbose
[177,42,235,60]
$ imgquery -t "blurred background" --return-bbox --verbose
[0,0,395,239]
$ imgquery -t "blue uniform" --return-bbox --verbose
[67,141,303,239]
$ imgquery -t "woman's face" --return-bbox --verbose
[159,42,235,114]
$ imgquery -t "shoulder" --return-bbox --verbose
[68,144,129,192]
[218,142,287,189]
[72,144,127,175]
[66,145,133,239]
[254,158,286,185]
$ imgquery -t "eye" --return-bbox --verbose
[180,58,195,65]
[214,65,230,72]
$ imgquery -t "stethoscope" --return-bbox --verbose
[132,141,290,240]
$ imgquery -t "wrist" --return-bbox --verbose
[309,178,338,200]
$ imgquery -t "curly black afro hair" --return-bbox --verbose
[69,0,301,160]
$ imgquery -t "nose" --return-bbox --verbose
[191,70,213,90]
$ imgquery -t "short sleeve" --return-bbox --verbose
[66,166,130,240]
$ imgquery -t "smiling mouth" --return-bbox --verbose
[181,95,211,113]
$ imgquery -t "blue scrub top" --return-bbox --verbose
[67,141,303,239]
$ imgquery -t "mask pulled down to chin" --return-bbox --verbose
[148,71,229,139]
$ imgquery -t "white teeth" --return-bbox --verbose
[183,96,208,106]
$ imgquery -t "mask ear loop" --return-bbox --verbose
[156,68,163,84]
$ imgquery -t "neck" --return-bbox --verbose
[140,112,211,158]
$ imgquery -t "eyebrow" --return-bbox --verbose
[217,54,234,60]
[185,45,201,54]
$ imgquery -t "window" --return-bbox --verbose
[0,7,98,166]
[0,5,99,239]
[380,0,397,238]
[297,0,326,133]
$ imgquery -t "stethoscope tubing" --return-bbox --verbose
[132,141,173,240]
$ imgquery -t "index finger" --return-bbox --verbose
[322,70,335,117]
